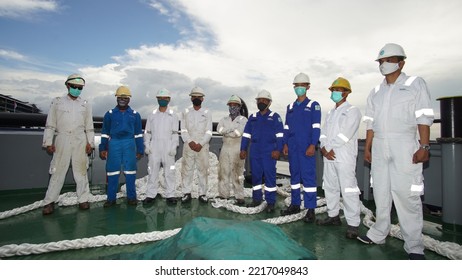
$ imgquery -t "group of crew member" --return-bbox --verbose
[40,43,433,260]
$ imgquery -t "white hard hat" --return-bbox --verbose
[190,86,205,97]
[227,95,241,105]
[65,73,85,86]
[293,73,310,84]
[376,43,407,61]
[255,89,272,101]
[156,88,170,98]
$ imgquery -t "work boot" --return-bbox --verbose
[103,200,116,208]
[166,197,178,205]
[357,235,385,245]
[198,195,208,204]
[316,215,341,226]
[79,202,90,210]
[143,197,156,205]
[181,193,192,203]
[42,203,54,215]
[345,226,359,239]
[280,205,300,216]
[265,204,275,213]
[127,199,138,206]
[235,199,246,206]
[303,208,316,223]
[246,200,262,207]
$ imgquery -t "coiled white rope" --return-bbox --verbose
[0,153,461,259]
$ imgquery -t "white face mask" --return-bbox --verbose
[379,62,400,76]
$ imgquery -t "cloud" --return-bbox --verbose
[2,0,462,142]
[0,0,58,18]
[0,49,27,61]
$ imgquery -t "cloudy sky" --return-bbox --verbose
[1,0,462,139]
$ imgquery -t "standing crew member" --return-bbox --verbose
[42,74,94,215]
[99,86,144,207]
[180,86,213,203]
[240,90,284,213]
[217,95,248,205]
[318,77,362,239]
[143,88,179,205]
[357,43,434,260]
[280,73,321,223]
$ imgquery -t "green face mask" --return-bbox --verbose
[294,86,306,96]
[330,91,343,103]
[158,99,169,107]
[69,87,82,97]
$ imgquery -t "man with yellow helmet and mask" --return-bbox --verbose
[99,86,144,207]
[318,77,362,239]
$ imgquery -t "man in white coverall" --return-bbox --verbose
[143,88,179,205]
[41,74,94,215]
[318,77,362,239]
[357,43,434,260]
[180,86,213,203]
[217,95,248,205]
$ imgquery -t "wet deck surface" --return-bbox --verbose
[0,186,460,260]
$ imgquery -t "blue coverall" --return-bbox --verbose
[241,110,284,205]
[99,106,144,202]
[283,98,321,209]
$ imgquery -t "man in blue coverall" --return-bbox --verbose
[240,89,284,213]
[280,73,321,223]
[99,86,144,207]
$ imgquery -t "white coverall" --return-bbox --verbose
[180,107,213,196]
[363,73,434,254]
[217,115,248,200]
[144,108,179,199]
[319,101,362,227]
[42,95,94,204]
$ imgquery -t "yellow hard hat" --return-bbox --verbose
[115,86,132,97]
[329,77,352,93]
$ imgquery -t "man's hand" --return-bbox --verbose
[136,153,142,160]
[100,150,108,160]
[188,141,197,151]
[305,144,315,157]
[364,150,372,163]
[325,150,336,160]
[85,143,92,154]
[195,143,203,152]
[413,148,429,163]
[240,150,247,160]
[283,144,289,156]
[271,150,280,160]
[46,145,56,154]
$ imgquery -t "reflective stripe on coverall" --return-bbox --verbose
[363,74,434,254]
[283,99,321,209]
[42,95,94,204]
[241,111,284,205]
[99,106,144,201]
[319,101,361,226]
[180,107,213,196]
[144,108,179,198]
[217,115,248,200]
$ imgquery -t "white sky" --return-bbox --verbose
[1,0,462,139]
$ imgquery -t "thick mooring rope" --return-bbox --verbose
[0,154,461,259]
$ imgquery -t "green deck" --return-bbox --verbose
[0,185,460,260]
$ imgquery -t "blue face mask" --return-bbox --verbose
[69,87,81,97]
[294,86,306,96]
[330,91,344,103]
[158,99,169,107]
